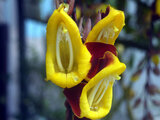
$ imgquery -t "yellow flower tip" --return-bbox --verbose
[116,75,121,80]
[85,5,125,45]
[58,3,69,12]
[156,0,160,16]
[151,55,159,66]
[46,6,91,88]
[79,52,126,119]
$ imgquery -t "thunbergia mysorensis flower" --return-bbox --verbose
[85,5,125,45]
[63,5,126,119]
[46,4,91,88]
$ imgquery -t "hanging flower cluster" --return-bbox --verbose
[46,2,126,120]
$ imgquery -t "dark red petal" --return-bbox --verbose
[85,42,116,79]
[87,52,114,79]
[63,83,86,117]
[85,42,117,58]
[97,52,114,72]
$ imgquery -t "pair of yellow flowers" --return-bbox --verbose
[46,4,126,120]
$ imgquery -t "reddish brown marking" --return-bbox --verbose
[63,83,86,117]
[85,42,117,57]
[97,52,114,72]
[101,6,110,19]
[85,42,116,79]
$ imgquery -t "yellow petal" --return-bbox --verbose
[79,52,126,119]
[46,7,91,88]
[85,6,125,45]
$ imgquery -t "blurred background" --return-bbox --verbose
[0,0,160,120]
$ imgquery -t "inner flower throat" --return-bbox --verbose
[56,23,74,73]
[97,24,119,43]
[87,74,121,111]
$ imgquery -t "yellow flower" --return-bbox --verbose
[85,5,125,45]
[46,4,91,88]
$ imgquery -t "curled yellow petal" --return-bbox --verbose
[85,6,125,45]
[46,6,91,88]
[79,52,126,119]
